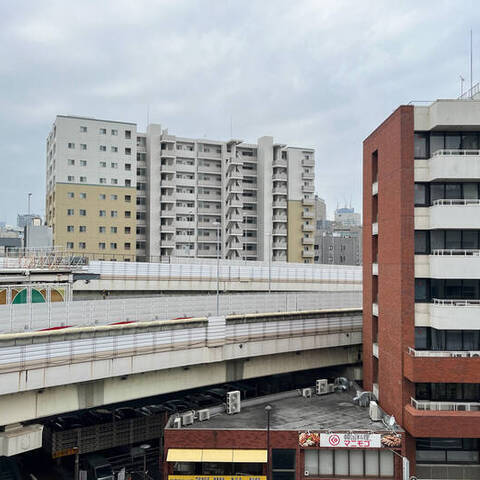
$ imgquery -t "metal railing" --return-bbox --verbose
[411,397,480,411]
[408,347,480,358]
[432,249,480,256]
[2,247,88,269]
[432,198,480,206]
[432,148,480,156]
[433,298,480,306]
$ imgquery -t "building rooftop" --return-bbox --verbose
[180,389,396,432]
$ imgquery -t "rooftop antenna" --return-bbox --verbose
[460,75,465,97]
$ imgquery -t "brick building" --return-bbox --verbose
[363,99,480,479]
[164,389,405,480]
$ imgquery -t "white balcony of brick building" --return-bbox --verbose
[429,298,480,330]
[426,199,480,229]
[302,237,314,245]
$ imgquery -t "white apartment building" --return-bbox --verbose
[46,116,316,263]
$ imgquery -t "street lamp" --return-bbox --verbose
[265,404,272,480]
[140,443,151,480]
[213,221,221,315]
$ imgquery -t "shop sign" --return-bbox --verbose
[299,432,401,449]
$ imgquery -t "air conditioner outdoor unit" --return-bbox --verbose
[182,412,194,426]
[173,417,182,429]
[369,401,382,421]
[302,388,313,398]
[304,471,310,477]
[198,409,210,421]
[316,379,328,395]
[226,391,241,414]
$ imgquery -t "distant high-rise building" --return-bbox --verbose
[46,115,316,263]
[314,225,362,266]
[334,207,361,227]
[17,214,41,229]
[314,195,327,228]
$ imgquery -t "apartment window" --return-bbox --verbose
[125,130,131,139]
[99,128,106,134]
[80,160,87,166]
[416,438,479,465]
[110,242,117,250]
[111,210,117,217]
[137,182,146,191]
[414,183,428,206]
[125,226,132,234]
[111,178,118,185]
[125,163,131,171]
[67,192,74,198]
[66,242,74,249]
[111,194,118,200]
[124,243,131,250]
[99,210,106,217]
[125,179,132,187]
[99,226,106,233]
[99,242,106,250]
[111,146,118,153]
[68,142,75,149]
[136,212,146,220]
[136,197,146,205]
[79,242,86,249]
[79,225,86,232]
[111,162,118,168]
[67,209,74,216]
[111,226,117,234]
[100,161,107,168]
[124,195,131,203]
[414,132,428,159]
[99,145,107,152]
[80,192,87,199]
[100,178,106,184]
[111,129,118,136]
[79,176,87,183]
[137,168,146,176]
[125,147,131,155]
[80,144,87,151]
[136,226,145,235]
[125,211,131,218]
[67,225,74,232]
[68,159,75,166]
[79,209,86,216]
[80,126,87,132]
[99,193,106,200]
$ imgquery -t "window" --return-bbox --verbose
[68,159,75,166]
[272,449,295,480]
[125,195,131,202]
[414,183,428,206]
[67,192,74,198]
[80,160,87,166]
[125,147,131,155]
[136,212,146,220]
[100,161,107,168]
[135,226,144,235]
[110,242,117,249]
[111,178,118,185]
[111,210,117,217]
[137,168,146,176]
[80,126,87,132]
[125,163,131,171]
[99,210,106,217]
[79,225,86,232]
[136,197,146,205]
[67,209,74,216]
[66,242,74,249]
[79,176,87,183]
[137,182,146,191]
[79,209,86,216]
[125,226,132,234]
[111,162,118,168]
[414,133,428,159]
[125,130,131,139]
[125,211,131,218]
[111,129,118,136]
[111,226,117,234]
[99,128,106,134]
[415,231,429,254]
[68,142,75,149]
[99,194,106,200]
[125,179,132,187]
[99,178,106,184]
[79,242,86,249]
[99,226,106,233]
[124,243,131,250]
[111,194,118,200]
[416,438,479,465]
[99,145,106,152]
[111,146,118,153]
[99,242,106,250]
[80,144,87,151]
[67,225,74,232]
[80,192,87,199]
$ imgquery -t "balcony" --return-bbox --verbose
[302,224,314,232]
[404,398,480,438]
[372,262,378,275]
[429,199,480,229]
[429,249,480,279]
[273,158,287,168]
[273,187,287,195]
[175,221,195,229]
[302,237,314,245]
[404,347,480,383]
[429,298,480,330]
[302,211,314,219]
[160,196,175,204]
[176,206,195,215]
[227,171,243,180]
[415,149,480,182]
[272,242,287,250]
[302,250,314,258]
[226,227,242,236]
[198,207,221,215]
[227,184,243,194]
[302,158,314,167]
[226,213,243,222]
[302,184,314,193]
[175,163,196,173]
[372,342,379,358]
[372,302,378,316]
[160,209,175,218]
[198,163,221,174]
[160,224,175,233]
[372,222,378,235]
[273,173,287,181]
[227,198,243,208]
[273,214,287,222]
[273,200,287,208]
[372,181,378,195]
[302,198,314,206]
[302,172,314,180]
[176,177,196,187]
[161,179,176,187]
[372,383,379,400]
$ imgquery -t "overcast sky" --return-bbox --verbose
[0,0,478,224]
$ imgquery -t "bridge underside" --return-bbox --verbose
[0,345,361,425]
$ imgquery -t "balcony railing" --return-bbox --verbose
[432,198,480,206]
[411,397,480,411]
[432,249,480,256]
[407,347,480,358]
[432,149,480,157]
[372,342,379,358]
[433,298,480,306]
